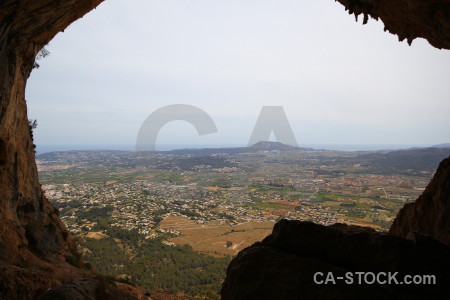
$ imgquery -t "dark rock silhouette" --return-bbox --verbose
[335,0,450,49]
[221,220,450,299]
[390,156,450,246]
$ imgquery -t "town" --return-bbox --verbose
[38,144,435,256]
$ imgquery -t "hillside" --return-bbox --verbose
[352,147,450,172]
[166,141,310,156]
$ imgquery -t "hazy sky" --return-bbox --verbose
[26,0,450,150]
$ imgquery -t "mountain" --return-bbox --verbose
[166,141,312,156]
[247,141,302,151]
[433,143,450,148]
[350,147,450,171]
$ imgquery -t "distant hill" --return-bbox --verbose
[166,141,312,156]
[432,143,450,148]
[247,141,301,151]
[352,147,450,172]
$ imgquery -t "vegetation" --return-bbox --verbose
[33,47,50,69]
[80,227,231,298]
[28,119,38,150]
[37,144,444,297]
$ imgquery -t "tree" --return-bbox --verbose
[28,119,38,150]
[33,47,50,69]
[28,119,38,130]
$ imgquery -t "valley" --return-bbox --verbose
[36,142,450,298]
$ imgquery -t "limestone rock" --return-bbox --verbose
[335,0,450,49]
[222,220,450,299]
[390,156,450,246]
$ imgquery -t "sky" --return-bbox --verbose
[26,0,450,151]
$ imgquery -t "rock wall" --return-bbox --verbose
[0,1,107,298]
[0,0,105,263]
[221,220,450,299]
[390,156,450,246]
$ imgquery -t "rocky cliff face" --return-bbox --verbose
[0,1,104,260]
[221,220,450,299]
[0,1,106,298]
[336,0,450,49]
[390,156,450,246]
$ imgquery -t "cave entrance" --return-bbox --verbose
[24,0,450,259]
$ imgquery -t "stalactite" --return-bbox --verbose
[335,0,450,49]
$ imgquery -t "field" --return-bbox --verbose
[160,215,275,256]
